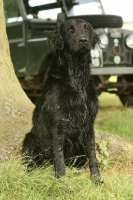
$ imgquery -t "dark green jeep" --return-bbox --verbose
[4,0,133,106]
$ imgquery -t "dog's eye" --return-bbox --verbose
[85,28,89,32]
[68,26,75,33]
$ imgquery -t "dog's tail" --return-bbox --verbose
[22,132,36,154]
[22,132,44,168]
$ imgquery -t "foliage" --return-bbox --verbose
[96,140,110,170]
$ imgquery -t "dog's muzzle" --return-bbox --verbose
[79,37,88,45]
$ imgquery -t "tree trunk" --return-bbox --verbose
[0,0,34,160]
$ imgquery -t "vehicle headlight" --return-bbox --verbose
[91,45,103,67]
[91,49,99,58]
[99,34,109,48]
[92,59,100,67]
[126,34,133,49]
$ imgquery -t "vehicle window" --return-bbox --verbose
[38,8,61,20]
[28,0,56,7]
[67,0,103,16]
[4,0,23,23]
[23,0,61,20]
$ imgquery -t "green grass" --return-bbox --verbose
[0,155,133,200]
[95,92,133,144]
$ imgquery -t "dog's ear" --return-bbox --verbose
[88,24,101,49]
[91,32,101,49]
[47,25,64,53]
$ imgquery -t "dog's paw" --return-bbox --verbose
[90,174,103,185]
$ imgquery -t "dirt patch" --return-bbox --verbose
[0,128,133,162]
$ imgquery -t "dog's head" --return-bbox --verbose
[48,18,100,54]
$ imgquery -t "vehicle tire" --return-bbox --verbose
[119,94,133,107]
[117,75,133,107]
[67,15,123,28]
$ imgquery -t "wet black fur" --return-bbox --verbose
[22,19,102,183]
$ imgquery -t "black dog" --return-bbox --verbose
[22,19,102,183]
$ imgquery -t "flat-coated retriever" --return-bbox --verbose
[22,19,102,184]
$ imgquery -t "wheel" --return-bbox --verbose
[117,75,133,107]
[119,94,133,107]
[67,15,123,28]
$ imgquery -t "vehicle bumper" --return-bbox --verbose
[91,67,133,75]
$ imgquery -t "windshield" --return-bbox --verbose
[28,0,56,7]
[23,0,103,20]
[23,0,61,20]
[66,0,103,16]
[20,0,133,26]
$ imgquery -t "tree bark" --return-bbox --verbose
[0,0,34,160]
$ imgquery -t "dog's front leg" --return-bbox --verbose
[84,126,103,184]
[52,133,65,178]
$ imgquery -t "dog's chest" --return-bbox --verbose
[60,82,89,135]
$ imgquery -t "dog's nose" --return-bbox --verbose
[79,38,88,44]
